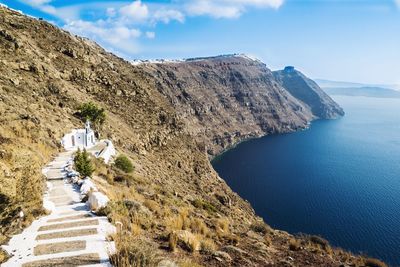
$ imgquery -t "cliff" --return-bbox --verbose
[0,6,375,267]
[273,66,345,119]
[139,55,313,156]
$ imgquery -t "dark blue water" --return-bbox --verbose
[212,96,400,265]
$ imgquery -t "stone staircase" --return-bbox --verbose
[2,152,115,267]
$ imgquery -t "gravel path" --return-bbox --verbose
[2,151,115,266]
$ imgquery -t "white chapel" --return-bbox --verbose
[62,121,96,151]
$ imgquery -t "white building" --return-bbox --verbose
[62,121,96,151]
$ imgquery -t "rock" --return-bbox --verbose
[222,245,247,255]
[61,48,78,58]
[215,193,232,207]
[80,178,97,196]
[123,200,151,216]
[88,191,109,211]
[43,199,55,213]
[158,260,178,267]
[213,251,232,262]
[10,78,19,86]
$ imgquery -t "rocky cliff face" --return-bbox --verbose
[0,6,371,267]
[139,55,314,156]
[274,66,345,119]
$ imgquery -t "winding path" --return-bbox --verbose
[2,151,115,267]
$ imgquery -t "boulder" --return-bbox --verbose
[80,178,97,195]
[43,199,55,213]
[213,251,232,262]
[88,191,109,211]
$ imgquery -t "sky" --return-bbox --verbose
[1,0,400,84]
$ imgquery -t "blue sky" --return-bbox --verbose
[2,0,400,84]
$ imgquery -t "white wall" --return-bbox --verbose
[62,130,96,151]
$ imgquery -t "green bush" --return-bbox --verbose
[78,102,106,128]
[192,199,218,213]
[114,155,134,173]
[74,148,95,177]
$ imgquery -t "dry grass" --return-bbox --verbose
[0,248,9,264]
[110,234,160,267]
[190,218,209,236]
[165,208,190,231]
[364,257,388,267]
[289,239,301,251]
[143,199,160,215]
[179,259,203,267]
[178,259,204,267]
[214,218,230,237]
[200,238,216,254]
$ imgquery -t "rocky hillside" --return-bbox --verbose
[1,6,383,267]
[274,66,345,119]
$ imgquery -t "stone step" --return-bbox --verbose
[36,228,98,240]
[22,253,100,267]
[47,214,93,223]
[49,188,67,196]
[57,210,88,216]
[38,219,99,232]
[33,240,86,256]
[49,195,70,201]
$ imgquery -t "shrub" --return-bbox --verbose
[250,221,271,235]
[200,238,216,254]
[114,155,134,173]
[309,235,329,249]
[77,102,106,129]
[192,199,217,213]
[364,258,388,267]
[74,148,94,177]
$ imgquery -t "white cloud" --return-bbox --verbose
[19,0,285,56]
[186,1,242,18]
[395,0,400,7]
[153,9,185,23]
[21,0,52,6]
[119,1,149,22]
[64,20,141,54]
[106,7,116,18]
[228,0,284,9]
[146,31,156,39]
[185,0,284,18]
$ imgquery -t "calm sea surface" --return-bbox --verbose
[212,96,400,265]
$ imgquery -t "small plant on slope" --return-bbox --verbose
[114,155,134,173]
[74,148,95,177]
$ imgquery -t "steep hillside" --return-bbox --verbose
[274,66,345,119]
[0,6,378,267]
